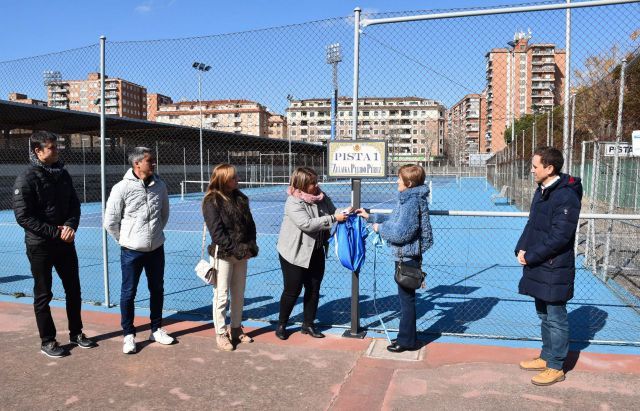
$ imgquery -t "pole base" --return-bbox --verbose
[342,329,367,339]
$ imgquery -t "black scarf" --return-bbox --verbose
[29,151,65,178]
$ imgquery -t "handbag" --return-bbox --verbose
[195,223,218,286]
[394,207,426,290]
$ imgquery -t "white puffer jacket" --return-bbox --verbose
[104,168,170,252]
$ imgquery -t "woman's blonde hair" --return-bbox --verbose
[398,164,425,188]
[203,163,237,204]
[289,166,318,191]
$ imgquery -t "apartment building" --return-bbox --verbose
[286,97,446,162]
[446,93,486,165]
[155,99,274,137]
[484,31,565,152]
[8,92,48,107]
[147,93,173,121]
[268,114,288,139]
[47,72,147,119]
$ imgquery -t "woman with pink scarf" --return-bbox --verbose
[275,167,350,340]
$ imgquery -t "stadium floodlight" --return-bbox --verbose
[43,70,62,86]
[191,61,212,191]
[326,43,342,142]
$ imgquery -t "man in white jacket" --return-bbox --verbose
[104,147,174,354]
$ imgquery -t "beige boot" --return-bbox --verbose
[230,326,254,344]
[531,368,565,386]
[519,357,547,371]
[216,333,234,351]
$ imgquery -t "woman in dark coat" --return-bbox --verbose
[202,164,258,351]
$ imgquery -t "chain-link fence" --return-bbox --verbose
[1,1,639,345]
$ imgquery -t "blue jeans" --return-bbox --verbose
[535,298,569,371]
[120,246,165,336]
[395,260,419,348]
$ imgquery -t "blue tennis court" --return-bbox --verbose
[1,176,639,344]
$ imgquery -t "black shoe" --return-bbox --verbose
[275,324,288,340]
[41,341,67,358]
[70,333,97,349]
[386,342,417,353]
[301,324,325,338]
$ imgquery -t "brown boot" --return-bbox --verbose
[519,357,547,371]
[531,368,565,386]
[216,333,234,351]
[230,326,254,344]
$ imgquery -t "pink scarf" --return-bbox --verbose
[287,186,325,204]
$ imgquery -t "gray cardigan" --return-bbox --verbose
[277,194,338,268]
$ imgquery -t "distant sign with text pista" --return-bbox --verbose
[604,142,634,157]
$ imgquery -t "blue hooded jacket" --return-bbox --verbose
[516,173,583,303]
[372,184,433,261]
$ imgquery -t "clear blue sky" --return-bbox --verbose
[1,1,638,112]
[1,0,555,61]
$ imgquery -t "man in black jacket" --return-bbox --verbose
[13,131,96,358]
[515,146,582,386]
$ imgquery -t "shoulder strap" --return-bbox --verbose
[201,222,219,261]
[417,205,423,264]
[200,223,207,261]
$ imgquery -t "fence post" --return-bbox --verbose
[562,0,572,166]
[602,59,627,281]
[590,143,601,274]
[343,7,365,339]
[100,35,111,307]
[576,140,588,256]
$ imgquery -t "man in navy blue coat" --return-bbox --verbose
[515,146,582,386]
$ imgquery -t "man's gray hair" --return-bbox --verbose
[128,147,153,166]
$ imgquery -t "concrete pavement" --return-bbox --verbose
[1,300,638,410]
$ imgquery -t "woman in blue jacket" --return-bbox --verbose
[357,164,433,353]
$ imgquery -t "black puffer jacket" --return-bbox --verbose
[516,173,583,303]
[13,165,81,246]
[202,190,258,260]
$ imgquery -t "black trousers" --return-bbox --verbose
[278,248,325,325]
[26,242,83,343]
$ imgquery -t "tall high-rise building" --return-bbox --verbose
[286,96,446,162]
[47,72,147,119]
[446,93,486,165]
[484,31,565,152]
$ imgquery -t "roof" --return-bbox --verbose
[0,99,317,152]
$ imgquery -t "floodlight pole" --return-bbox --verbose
[326,43,342,141]
[192,62,210,192]
[198,69,203,191]
[99,35,111,307]
[343,7,365,339]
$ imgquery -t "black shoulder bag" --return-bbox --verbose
[394,206,426,290]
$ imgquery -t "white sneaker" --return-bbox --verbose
[149,328,175,345]
[123,334,136,354]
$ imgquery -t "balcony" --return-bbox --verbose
[532,49,554,56]
[105,109,118,115]
[50,103,69,109]
[50,87,67,93]
[105,100,118,107]
[105,84,118,90]
[51,95,68,101]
